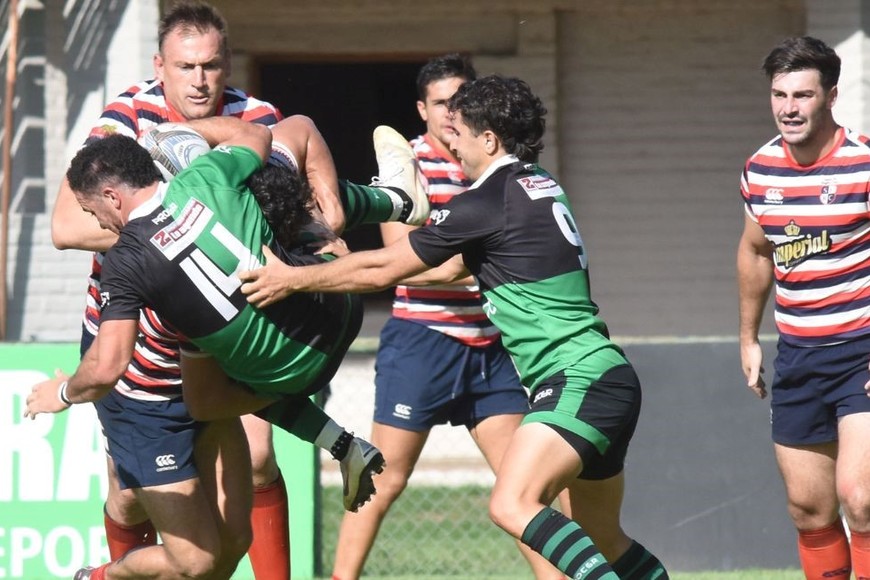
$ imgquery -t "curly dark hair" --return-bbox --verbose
[762,36,841,92]
[246,164,315,249]
[447,75,546,163]
[67,135,160,198]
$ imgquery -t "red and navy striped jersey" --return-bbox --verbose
[741,127,870,347]
[390,134,500,347]
[81,80,281,399]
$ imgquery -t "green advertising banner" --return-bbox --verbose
[1,344,316,579]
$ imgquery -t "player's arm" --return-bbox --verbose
[272,115,345,234]
[23,318,137,418]
[184,117,272,162]
[239,235,431,308]
[737,213,774,399]
[51,178,120,251]
[381,220,473,287]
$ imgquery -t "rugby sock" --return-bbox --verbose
[521,506,618,579]
[849,527,870,580]
[255,396,325,443]
[797,521,851,579]
[611,540,670,579]
[103,508,157,560]
[81,563,110,580]
[248,474,291,580]
[256,397,351,458]
[339,179,405,228]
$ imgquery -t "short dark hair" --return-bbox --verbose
[158,1,229,57]
[447,75,546,163]
[67,135,160,197]
[247,165,314,249]
[762,36,841,91]
[416,53,477,101]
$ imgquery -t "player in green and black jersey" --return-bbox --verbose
[239,76,669,580]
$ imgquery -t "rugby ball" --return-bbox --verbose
[138,123,210,181]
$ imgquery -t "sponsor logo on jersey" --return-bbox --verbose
[764,188,784,204]
[482,300,497,317]
[392,403,412,420]
[100,291,110,308]
[152,202,178,225]
[774,221,830,269]
[431,209,451,225]
[150,198,213,260]
[154,454,178,472]
[215,145,232,154]
[517,174,562,200]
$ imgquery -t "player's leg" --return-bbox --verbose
[102,457,156,559]
[489,421,617,579]
[195,417,256,579]
[240,414,290,580]
[839,412,870,577]
[775,442,846,578]
[471,414,565,580]
[564,474,667,579]
[341,126,429,228]
[332,423,429,580]
[769,339,854,578]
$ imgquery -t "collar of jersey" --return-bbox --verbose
[129,181,170,221]
[469,154,519,190]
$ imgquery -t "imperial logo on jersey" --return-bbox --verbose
[150,198,212,259]
[773,229,831,269]
[741,127,870,346]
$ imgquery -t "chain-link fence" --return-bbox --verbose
[318,353,532,577]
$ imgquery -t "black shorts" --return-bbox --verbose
[524,363,641,480]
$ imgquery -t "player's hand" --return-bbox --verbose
[740,341,767,399]
[316,237,350,257]
[239,245,295,308]
[23,370,70,419]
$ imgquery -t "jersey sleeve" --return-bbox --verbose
[174,145,264,191]
[739,161,759,223]
[408,189,502,267]
[98,234,149,324]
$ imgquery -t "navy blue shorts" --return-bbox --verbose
[771,335,870,446]
[374,318,529,430]
[94,388,202,490]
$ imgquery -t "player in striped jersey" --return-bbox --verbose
[239,76,668,580]
[49,2,301,578]
[738,36,870,579]
[331,54,563,580]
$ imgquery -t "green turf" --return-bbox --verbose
[318,485,802,579]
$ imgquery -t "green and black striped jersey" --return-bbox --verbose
[409,156,626,391]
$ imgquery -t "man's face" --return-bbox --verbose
[417,76,466,152]
[154,26,229,120]
[770,69,836,150]
[448,112,489,181]
[75,191,123,235]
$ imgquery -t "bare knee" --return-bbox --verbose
[838,479,870,529]
[167,547,220,579]
[489,488,530,539]
[105,486,148,525]
[374,464,411,505]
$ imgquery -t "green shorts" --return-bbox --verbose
[523,353,641,480]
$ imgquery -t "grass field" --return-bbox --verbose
[319,485,803,579]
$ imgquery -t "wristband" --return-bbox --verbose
[58,380,72,406]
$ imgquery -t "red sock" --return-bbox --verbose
[798,521,851,579]
[850,528,870,580]
[248,474,290,580]
[86,563,111,580]
[103,510,157,560]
